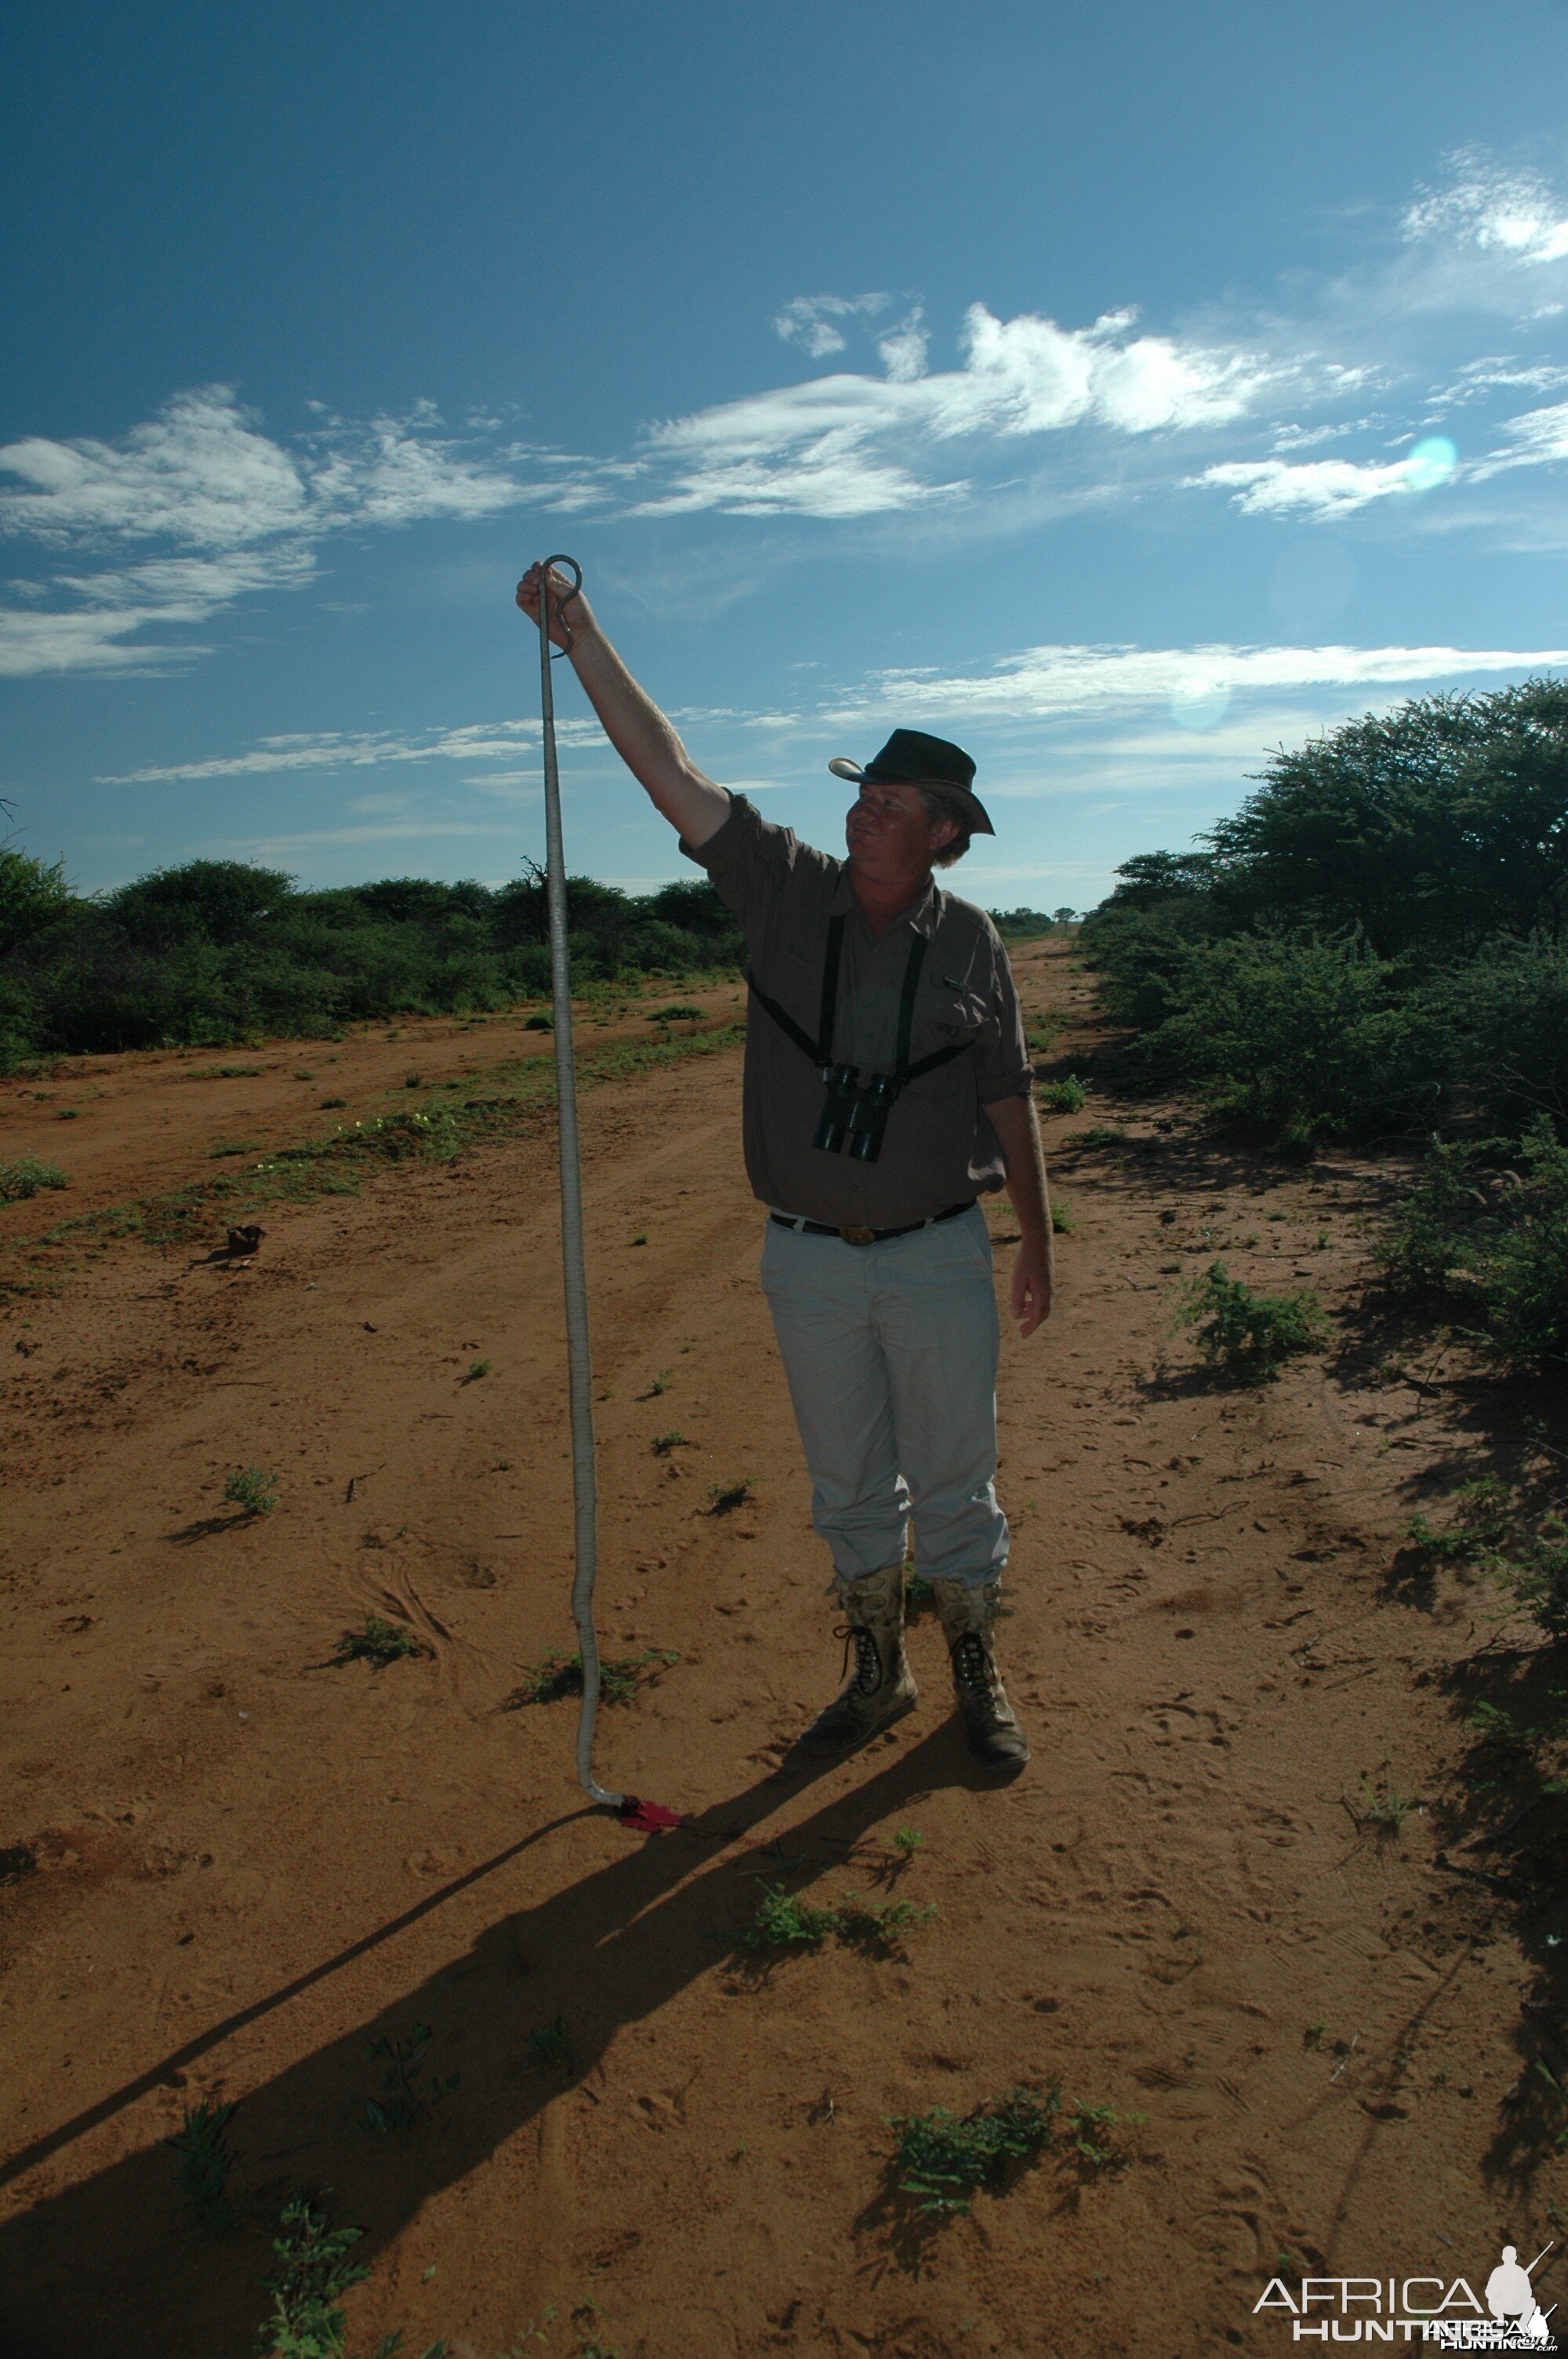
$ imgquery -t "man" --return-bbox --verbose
[517,565,1053,1770]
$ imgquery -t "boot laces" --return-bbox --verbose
[951,1629,993,1696]
[835,1622,882,1696]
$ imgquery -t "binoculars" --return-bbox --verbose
[814,1064,900,1162]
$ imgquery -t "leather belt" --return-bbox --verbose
[769,1199,976,1248]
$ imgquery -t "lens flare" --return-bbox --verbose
[1405,436,1457,493]
[1169,681,1232,733]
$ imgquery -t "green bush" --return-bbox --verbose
[1079,682,1568,1167]
[1203,678,1568,958]
[223,1463,278,1517]
[332,1614,424,1667]
[0,1154,69,1202]
[0,847,71,958]
[737,1880,937,1952]
[1436,933,1568,1134]
[1380,1118,1568,1367]
[1475,1120,1568,1366]
[1174,1261,1327,1380]
[888,2086,1061,2216]
[0,857,745,1068]
[1406,1478,1568,1641]
[1143,931,1450,1143]
[1375,1136,1497,1292]
[507,1647,678,1706]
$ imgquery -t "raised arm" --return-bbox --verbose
[517,563,731,849]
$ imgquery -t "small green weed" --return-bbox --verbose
[906,1572,935,1610]
[1067,1123,1126,1150]
[651,1429,687,1455]
[524,1012,554,1030]
[888,2085,1061,2216]
[258,2194,449,2356]
[648,1004,702,1022]
[508,1648,678,1707]
[1174,1260,1325,1381]
[223,1463,278,1517]
[167,2097,237,2230]
[1354,1771,1417,1836]
[1465,1698,1562,1761]
[707,1478,753,1514]
[1051,1198,1075,1234]
[892,1826,926,1858]
[183,1065,263,1081]
[640,1370,671,1398]
[630,1232,648,1246]
[357,2021,459,2133]
[292,1070,315,1081]
[320,1096,347,1108]
[527,2016,571,2069]
[738,1879,937,1953]
[0,1155,69,1202]
[209,1140,260,1159]
[463,1358,492,1382]
[404,1074,423,1089]
[56,1106,78,1119]
[260,2197,369,2359]
[1065,2099,1143,2172]
[333,1614,425,1669]
[1303,2016,1327,2050]
[1039,1074,1087,1113]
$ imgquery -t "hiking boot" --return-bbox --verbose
[931,1576,1030,1769]
[798,1563,918,1751]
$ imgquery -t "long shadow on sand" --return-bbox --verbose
[0,1726,996,2358]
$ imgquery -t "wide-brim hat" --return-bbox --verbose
[828,729,994,836]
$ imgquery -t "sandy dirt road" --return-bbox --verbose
[1,940,1563,2358]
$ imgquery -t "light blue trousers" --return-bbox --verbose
[759,1202,1009,1590]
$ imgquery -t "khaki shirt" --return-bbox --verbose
[684,794,1033,1228]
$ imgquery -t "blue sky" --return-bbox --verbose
[5,0,1568,911]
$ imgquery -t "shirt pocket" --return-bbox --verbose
[898,983,989,1108]
[918,982,992,1052]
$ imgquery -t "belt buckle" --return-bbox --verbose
[839,1224,877,1248]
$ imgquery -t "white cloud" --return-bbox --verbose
[96,713,608,785]
[0,546,318,676]
[305,402,534,526]
[1196,452,1435,518]
[1472,398,1568,475]
[1404,151,1568,266]
[826,640,1568,727]
[877,311,929,384]
[635,301,1272,518]
[774,293,891,358]
[103,642,1567,798]
[0,387,312,550]
[11,147,1568,675]
[0,387,591,675]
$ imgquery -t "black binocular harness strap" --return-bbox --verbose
[746,916,970,1085]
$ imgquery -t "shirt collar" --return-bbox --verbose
[832,865,942,937]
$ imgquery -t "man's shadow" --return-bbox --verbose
[0,1728,996,2359]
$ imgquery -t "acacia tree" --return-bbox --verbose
[0,846,72,958]
[1204,679,1568,958]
